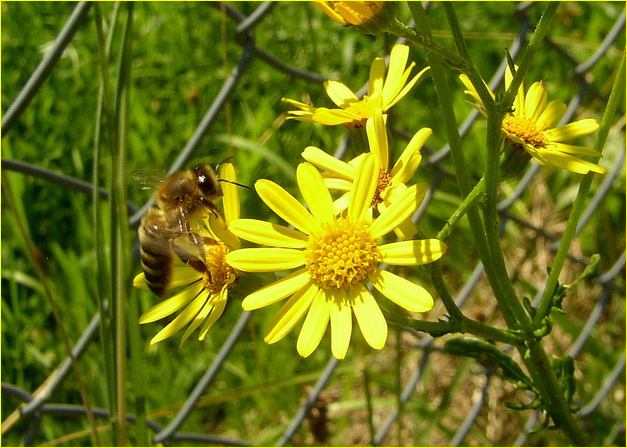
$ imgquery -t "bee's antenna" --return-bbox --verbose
[215,156,235,172]
[218,178,254,191]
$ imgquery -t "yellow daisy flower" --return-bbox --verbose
[302,109,432,239]
[133,163,241,345]
[460,68,604,175]
[283,44,429,128]
[225,154,446,360]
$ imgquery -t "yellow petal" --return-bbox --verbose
[181,292,220,345]
[369,183,428,238]
[297,162,335,224]
[546,119,599,142]
[206,212,240,250]
[532,147,605,174]
[381,44,409,103]
[323,177,353,191]
[311,107,359,126]
[549,142,602,157]
[324,80,359,108]
[367,109,389,169]
[133,272,149,289]
[219,163,240,224]
[535,100,566,131]
[368,57,386,97]
[386,66,430,110]
[352,284,387,350]
[348,153,379,221]
[390,127,431,183]
[198,288,228,340]
[370,269,434,313]
[459,74,484,108]
[329,289,352,359]
[281,97,316,113]
[314,1,349,25]
[229,219,307,248]
[506,65,526,117]
[264,282,318,344]
[139,282,204,324]
[333,193,351,215]
[380,239,447,266]
[242,269,311,310]
[297,288,330,358]
[149,289,209,344]
[255,179,320,235]
[391,217,418,240]
[225,248,304,272]
[302,146,356,180]
[524,82,547,122]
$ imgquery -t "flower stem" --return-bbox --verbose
[408,2,590,444]
[534,51,626,326]
[437,176,485,241]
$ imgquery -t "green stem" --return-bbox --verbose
[534,51,626,326]
[428,262,464,321]
[361,364,377,443]
[501,3,560,109]
[389,16,495,116]
[428,262,524,347]
[388,19,467,73]
[408,2,590,444]
[407,3,519,331]
[112,4,134,446]
[437,176,485,241]
[460,317,523,348]
[92,5,119,444]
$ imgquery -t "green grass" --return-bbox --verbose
[2,2,625,446]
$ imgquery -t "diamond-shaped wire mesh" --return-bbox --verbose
[2,2,625,446]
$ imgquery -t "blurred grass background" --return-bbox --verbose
[2,2,624,446]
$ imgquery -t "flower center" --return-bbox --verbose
[371,168,392,207]
[305,217,381,290]
[344,95,382,128]
[200,240,238,294]
[502,116,548,148]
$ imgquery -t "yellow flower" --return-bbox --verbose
[133,163,241,345]
[315,1,384,26]
[283,44,429,128]
[226,154,446,360]
[302,109,432,239]
[460,68,604,175]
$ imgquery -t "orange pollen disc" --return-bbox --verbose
[343,97,372,128]
[304,218,381,290]
[371,169,392,207]
[502,116,548,148]
[201,242,237,294]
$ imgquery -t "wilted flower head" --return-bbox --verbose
[314,1,397,34]
[283,44,429,128]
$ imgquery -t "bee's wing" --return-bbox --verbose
[171,232,205,264]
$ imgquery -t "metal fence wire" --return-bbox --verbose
[1,1,625,446]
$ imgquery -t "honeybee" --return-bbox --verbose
[138,164,223,297]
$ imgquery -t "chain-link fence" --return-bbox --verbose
[2,2,625,446]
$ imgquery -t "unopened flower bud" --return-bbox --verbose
[499,140,533,180]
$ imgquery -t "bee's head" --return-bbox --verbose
[193,164,223,202]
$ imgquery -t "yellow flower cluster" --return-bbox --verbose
[134,30,603,360]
